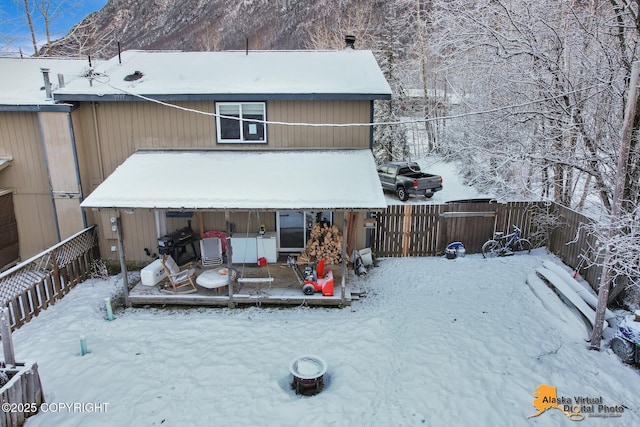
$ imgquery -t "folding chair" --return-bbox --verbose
[200,237,224,267]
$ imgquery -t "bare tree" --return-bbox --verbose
[32,0,74,56]
[13,0,39,56]
[305,0,379,50]
[48,14,117,58]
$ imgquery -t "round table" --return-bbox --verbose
[196,269,229,290]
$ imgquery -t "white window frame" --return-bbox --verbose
[215,102,267,144]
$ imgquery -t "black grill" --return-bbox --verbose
[158,222,197,264]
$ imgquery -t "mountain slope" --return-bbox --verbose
[49,0,385,58]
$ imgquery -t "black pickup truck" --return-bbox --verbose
[377,161,443,201]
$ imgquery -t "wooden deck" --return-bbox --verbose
[128,261,361,308]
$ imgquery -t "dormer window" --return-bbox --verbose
[216,102,266,144]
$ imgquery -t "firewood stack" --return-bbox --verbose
[298,223,344,265]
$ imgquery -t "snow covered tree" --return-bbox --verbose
[373,2,411,162]
[47,13,116,58]
[305,0,379,50]
[426,0,639,216]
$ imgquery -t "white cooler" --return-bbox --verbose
[141,259,166,286]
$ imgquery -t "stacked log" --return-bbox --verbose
[299,223,343,265]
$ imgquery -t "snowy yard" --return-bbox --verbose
[12,250,640,426]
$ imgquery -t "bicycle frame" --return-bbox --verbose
[482,225,531,258]
[493,230,518,249]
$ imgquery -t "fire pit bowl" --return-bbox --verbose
[289,355,327,396]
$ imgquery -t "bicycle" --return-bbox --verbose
[481,225,532,258]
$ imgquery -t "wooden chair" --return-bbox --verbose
[160,255,198,294]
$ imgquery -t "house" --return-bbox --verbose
[0,57,95,271]
[2,41,392,305]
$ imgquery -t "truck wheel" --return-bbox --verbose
[424,191,434,198]
[396,186,409,201]
[610,337,635,363]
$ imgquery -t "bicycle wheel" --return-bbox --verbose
[482,240,502,258]
[513,238,532,254]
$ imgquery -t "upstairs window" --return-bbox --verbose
[216,102,266,143]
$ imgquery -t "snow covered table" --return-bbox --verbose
[196,269,228,290]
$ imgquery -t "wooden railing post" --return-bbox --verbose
[1,307,16,367]
[50,249,62,300]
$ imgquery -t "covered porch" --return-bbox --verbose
[128,260,365,307]
[80,149,386,308]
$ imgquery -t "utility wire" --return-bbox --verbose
[88,72,607,128]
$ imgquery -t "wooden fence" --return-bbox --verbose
[0,361,44,427]
[0,226,100,331]
[545,203,602,290]
[373,201,540,256]
[372,200,603,290]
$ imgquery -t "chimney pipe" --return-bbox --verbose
[41,68,52,99]
[344,35,356,49]
[58,73,65,88]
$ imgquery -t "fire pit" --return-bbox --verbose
[289,355,327,396]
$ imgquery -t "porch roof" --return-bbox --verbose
[80,150,387,211]
[0,157,11,173]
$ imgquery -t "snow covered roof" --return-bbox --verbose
[54,49,392,102]
[0,56,92,110]
[0,156,12,172]
[80,150,387,210]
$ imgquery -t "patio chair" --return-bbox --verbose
[160,255,198,294]
[200,236,224,267]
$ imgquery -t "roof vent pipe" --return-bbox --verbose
[58,73,65,88]
[344,35,356,49]
[41,68,52,99]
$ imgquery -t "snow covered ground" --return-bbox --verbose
[11,250,640,426]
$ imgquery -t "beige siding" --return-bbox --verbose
[0,112,58,259]
[70,104,104,194]
[267,101,370,148]
[70,99,372,264]
[39,113,78,193]
[95,209,158,265]
[76,100,370,179]
[39,112,84,239]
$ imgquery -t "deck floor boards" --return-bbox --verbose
[128,262,352,307]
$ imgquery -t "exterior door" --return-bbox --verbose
[277,211,305,252]
[277,211,333,252]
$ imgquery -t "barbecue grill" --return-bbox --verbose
[158,221,198,264]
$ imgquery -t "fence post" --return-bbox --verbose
[1,307,16,367]
[50,249,62,299]
[402,205,412,256]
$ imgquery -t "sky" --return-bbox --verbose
[0,0,107,55]
[9,250,640,426]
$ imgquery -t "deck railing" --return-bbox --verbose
[0,226,99,330]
